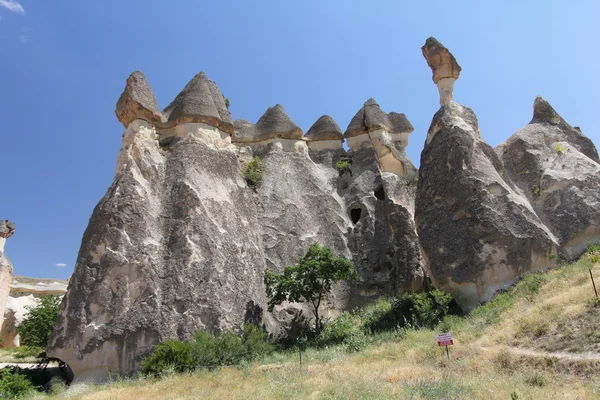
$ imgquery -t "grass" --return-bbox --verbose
[34,252,600,399]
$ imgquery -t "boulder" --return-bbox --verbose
[415,102,559,310]
[115,71,163,128]
[163,72,234,134]
[497,97,600,258]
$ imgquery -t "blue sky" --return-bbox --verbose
[1,0,598,280]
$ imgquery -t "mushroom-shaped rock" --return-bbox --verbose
[163,72,233,134]
[422,37,461,105]
[305,115,343,141]
[344,99,414,138]
[232,104,302,143]
[115,71,163,128]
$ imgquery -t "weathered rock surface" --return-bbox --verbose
[497,97,600,258]
[0,220,15,336]
[415,102,559,310]
[163,72,234,134]
[115,71,163,128]
[1,277,68,348]
[232,105,302,143]
[422,37,461,105]
[47,76,268,378]
[304,115,343,141]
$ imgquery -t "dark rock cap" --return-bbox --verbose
[0,220,15,239]
[115,71,163,127]
[304,115,343,141]
[530,96,565,126]
[344,99,414,138]
[232,104,302,143]
[163,72,233,134]
[421,37,461,84]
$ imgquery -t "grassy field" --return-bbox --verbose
[31,249,600,399]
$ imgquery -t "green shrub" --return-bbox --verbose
[315,313,359,347]
[361,287,453,332]
[555,143,567,153]
[343,330,367,353]
[335,160,350,176]
[17,295,61,348]
[141,324,274,376]
[514,272,547,296]
[0,369,36,399]
[242,156,265,188]
[140,339,195,375]
[13,345,42,359]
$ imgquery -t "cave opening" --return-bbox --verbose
[350,208,362,224]
[374,186,385,200]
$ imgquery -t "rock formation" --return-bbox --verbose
[497,97,600,258]
[415,102,558,309]
[422,37,461,105]
[48,70,426,378]
[47,72,268,380]
[1,276,68,348]
[0,220,16,335]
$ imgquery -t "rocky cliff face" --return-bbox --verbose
[0,220,16,335]
[48,71,425,379]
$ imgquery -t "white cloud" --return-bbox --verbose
[0,0,25,14]
[55,263,67,267]
[17,34,26,43]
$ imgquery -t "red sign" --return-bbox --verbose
[436,333,454,347]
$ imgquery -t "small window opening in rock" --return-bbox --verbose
[374,186,385,200]
[350,208,362,224]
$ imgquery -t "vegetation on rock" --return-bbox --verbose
[16,295,61,348]
[264,243,358,331]
[242,156,265,188]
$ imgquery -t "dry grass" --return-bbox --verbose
[35,255,600,400]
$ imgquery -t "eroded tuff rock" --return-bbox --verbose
[48,81,267,378]
[115,71,163,128]
[0,220,15,335]
[422,37,461,105]
[305,115,343,141]
[497,97,600,258]
[232,105,302,143]
[415,102,559,310]
[163,72,234,134]
[1,277,67,348]
[345,99,415,177]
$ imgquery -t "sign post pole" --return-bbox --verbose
[446,345,449,360]
[436,332,454,361]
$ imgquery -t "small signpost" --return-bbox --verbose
[436,332,454,360]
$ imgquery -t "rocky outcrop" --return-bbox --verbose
[344,99,415,176]
[163,72,234,134]
[1,277,68,348]
[47,73,268,380]
[415,102,559,310]
[232,105,302,143]
[422,37,461,105]
[497,97,600,258]
[305,115,343,142]
[115,71,163,127]
[0,220,15,336]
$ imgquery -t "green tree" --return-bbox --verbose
[264,243,358,331]
[17,295,62,348]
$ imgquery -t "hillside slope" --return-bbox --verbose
[43,248,600,400]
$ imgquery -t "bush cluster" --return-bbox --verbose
[0,369,36,399]
[242,156,265,188]
[335,160,351,176]
[17,295,62,348]
[140,324,274,376]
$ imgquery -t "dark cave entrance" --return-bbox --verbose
[350,208,362,224]
[374,186,385,200]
